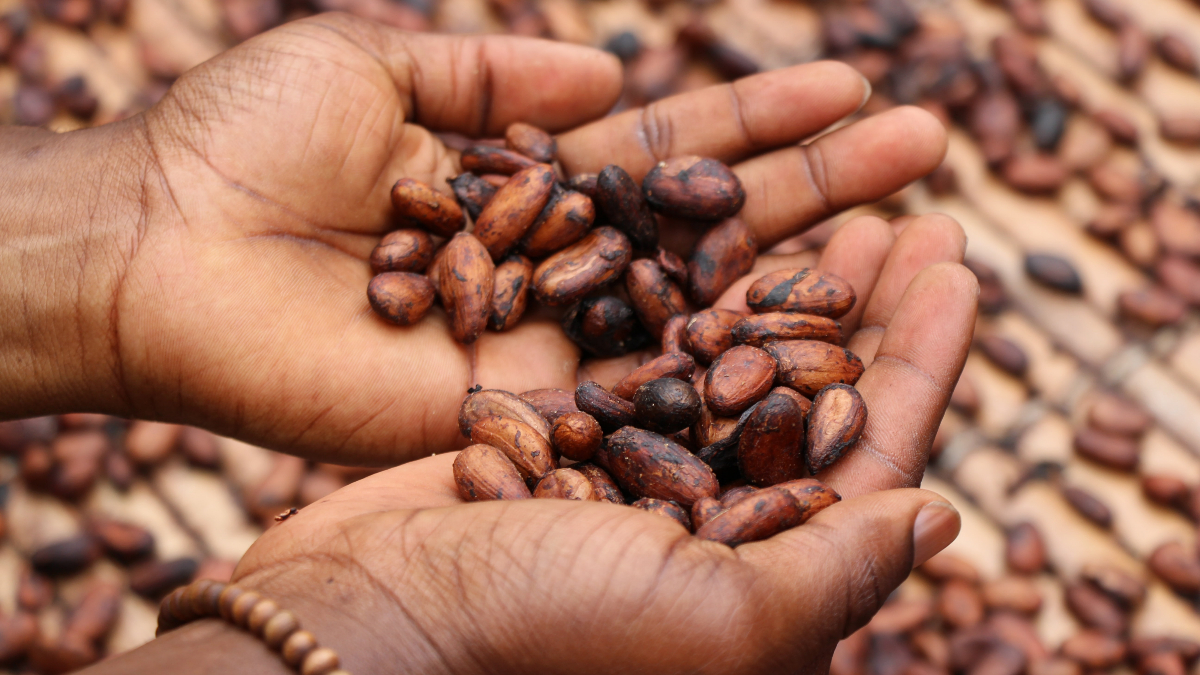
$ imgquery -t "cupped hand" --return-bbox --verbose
[107,12,955,465]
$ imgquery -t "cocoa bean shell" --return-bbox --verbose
[453,444,532,501]
[630,498,691,529]
[438,233,495,343]
[704,345,776,416]
[1005,522,1046,574]
[470,416,557,484]
[686,308,745,365]
[599,427,719,507]
[1073,428,1139,471]
[594,164,659,252]
[694,486,802,547]
[642,156,745,220]
[391,178,464,237]
[567,173,599,198]
[505,122,556,163]
[533,226,633,307]
[656,248,688,287]
[573,462,626,504]
[661,314,690,354]
[691,496,724,531]
[731,312,843,347]
[561,295,650,357]
[458,389,551,442]
[575,381,637,432]
[767,340,865,397]
[518,388,579,425]
[612,352,696,400]
[370,229,435,274]
[474,163,556,260]
[625,259,688,338]
[489,255,533,331]
[551,412,602,462]
[448,173,497,220]
[807,384,867,473]
[687,218,757,306]
[745,268,857,317]
[773,478,841,522]
[460,145,538,175]
[1024,253,1083,293]
[521,189,594,258]
[633,378,702,434]
[533,468,597,500]
[738,392,805,486]
[368,272,435,327]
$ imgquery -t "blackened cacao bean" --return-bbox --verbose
[612,352,696,400]
[561,295,650,357]
[575,381,637,432]
[633,378,702,434]
[595,164,659,252]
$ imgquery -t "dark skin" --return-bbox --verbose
[0,13,976,675]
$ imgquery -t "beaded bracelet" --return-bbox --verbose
[156,579,352,675]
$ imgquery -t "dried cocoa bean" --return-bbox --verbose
[489,255,533,331]
[51,431,107,498]
[641,156,745,220]
[656,248,688,287]
[180,427,220,469]
[767,340,865,397]
[746,268,857,317]
[1117,22,1149,82]
[31,535,100,576]
[124,422,178,466]
[551,411,602,462]
[704,345,776,416]
[686,308,745,365]
[773,478,840,522]
[691,396,741,449]
[691,496,723,531]
[869,599,934,634]
[976,335,1029,378]
[1142,474,1190,508]
[1129,637,1200,663]
[731,312,842,347]
[1064,581,1126,634]
[1140,652,1186,675]
[453,444,532,501]
[612,352,696,400]
[469,416,557,484]
[18,569,53,611]
[737,391,805,486]
[625,259,688,337]
[695,403,759,478]
[599,427,719,507]
[806,384,867,473]
[1005,522,1046,573]
[0,611,36,662]
[532,226,633,306]
[474,163,556,260]
[458,389,551,442]
[520,189,594,258]
[1093,108,1139,145]
[391,178,465,237]
[448,173,497,220]
[67,582,121,641]
[533,468,597,500]
[939,578,985,629]
[633,378,702,434]
[573,462,625,504]
[687,218,757,306]
[982,577,1042,614]
[1024,253,1082,293]
[1086,394,1150,438]
[518,388,579,425]
[505,122,556,163]
[1081,563,1146,608]
[921,553,982,583]
[769,386,812,419]
[460,145,538,175]
[965,259,1008,314]
[970,89,1020,164]
[91,519,154,564]
[1158,33,1197,73]
[1001,154,1068,194]
[662,314,689,353]
[594,164,659,252]
[1073,428,1138,471]
[694,486,801,547]
[1158,256,1200,305]
[720,485,757,508]
[1118,287,1186,326]
[426,242,449,298]
[129,558,198,598]
[567,173,599,198]
[438,233,495,343]
[370,229,434,274]
[1062,486,1112,528]
[1150,200,1200,258]
[1147,541,1200,594]
[1060,630,1127,668]
[368,272,435,326]
[561,295,650,357]
[575,381,637,432]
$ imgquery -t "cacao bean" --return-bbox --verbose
[561,295,650,357]
[532,226,633,306]
[912,630,951,669]
[746,268,856,317]
[1060,630,1126,668]
[18,568,53,611]
[1129,637,1200,663]
[737,391,805,486]
[1147,541,1200,594]
[1140,652,1186,675]
[1087,392,1151,437]
[694,486,801,547]
[686,308,745,365]
[731,312,842,347]
[1093,108,1139,145]
[551,411,602,462]
[769,386,812,419]
[474,163,556,260]
[1118,287,1186,326]
[438,233,495,343]
[625,259,688,338]
[505,122,556,163]
[391,178,465,237]
[599,427,719,507]
[704,345,776,416]
[453,444,532,501]
[633,378,702,434]
[0,611,36,662]
[630,498,692,529]
[612,352,696,400]
[1062,486,1112,528]
[661,314,689,354]
[965,259,1008,314]
[594,164,659,252]
[690,496,723,531]
[869,599,933,634]
[1005,522,1046,573]
[641,156,745,220]
[1158,33,1197,73]
[687,218,757,306]
[448,173,497,220]
[520,189,594,258]
[458,389,551,442]
[691,396,741,449]
[1081,563,1146,608]
[806,383,867,473]
[970,89,1020,164]
[31,535,100,576]
[1150,200,1200,257]
[939,578,985,629]
[518,388,579,425]
[1064,581,1126,634]
[989,612,1048,664]
[656,248,688,287]
[489,255,533,331]
[767,340,865,397]
[573,462,625,504]
[180,427,220,469]
[460,145,538,175]
[975,335,1028,377]
[533,468,597,500]
[1158,256,1200,305]
[368,272,435,326]
[1142,474,1190,509]
[1001,153,1067,193]
[1116,22,1149,82]
[982,576,1042,614]
[773,478,840,522]
[720,485,757,508]
[91,519,155,563]
[575,381,637,432]
[921,553,982,583]
[129,557,198,598]
[124,422,178,466]
[1024,253,1082,293]
[1073,427,1138,471]
[470,416,557,484]
[370,229,435,274]
[567,173,599,198]
[67,582,121,641]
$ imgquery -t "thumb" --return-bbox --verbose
[737,488,960,654]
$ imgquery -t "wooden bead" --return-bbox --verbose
[197,581,226,616]
[183,580,216,618]
[282,630,318,668]
[217,585,246,621]
[166,587,192,622]
[246,598,280,635]
[263,610,299,649]
[301,647,340,675]
[229,590,263,628]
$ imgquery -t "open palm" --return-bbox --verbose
[113,13,965,467]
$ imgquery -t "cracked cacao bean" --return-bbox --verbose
[519,388,579,425]
[505,122,556,163]
[705,345,776,416]
[448,173,497,220]
[642,155,746,221]
[630,498,691,529]
[521,189,594,258]
[738,391,805,486]
[533,468,597,500]
[599,427,719,507]
[573,462,625,504]
[661,314,689,353]
[686,308,746,365]
[458,389,551,442]
[460,145,538,175]
[625,259,689,338]
[533,226,633,306]
[745,268,857,317]
[766,340,865,397]
[438,233,495,343]
[633,378,702,434]
[731,312,842,347]
[489,255,533,331]
[561,295,651,357]
[691,496,723,530]
[474,163,556,260]
[551,411,602,462]
[391,178,465,237]
[370,229,434,274]
[575,381,637,432]
[694,486,801,547]
[453,444,532,501]
[595,164,659,252]
[470,416,557,485]
[368,272,435,326]
[688,218,757,306]
[807,384,867,473]
[612,352,696,400]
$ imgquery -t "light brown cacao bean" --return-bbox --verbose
[532,226,633,306]
[694,486,801,547]
[731,312,842,347]
[704,345,776,416]
[661,314,689,354]
[573,462,625,504]
[474,163,556,260]
[625,259,688,338]
[470,416,557,484]
[767,340,865,397]
[686,308,745,365]
[533,468,597,500]
[518,388,579,425]
[453,444,532,501]
[489,255,533,331]
[551,411,602,462]
[391,178,465,237]
[505,122,556,163]
[458,389,551,442]
[630,498,692,529]
[521,189,594,258]
[438,233,495,343]
[1005,523,1046,574]
[807,383,868,474]
[368,272,435,326]
[370,229,435,274]
[690,496,723,531]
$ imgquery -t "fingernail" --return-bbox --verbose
[912,501,961,568]
[858,72,873,111]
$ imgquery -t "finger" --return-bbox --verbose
[556,61,869,177]
[737,106,948,249]
[821,263,979,496]
[737,489,960,645]
[845,213,967,365]
[814,216,897,337]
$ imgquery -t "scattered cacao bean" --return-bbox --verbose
[982,576,1043,614]
[460,145,538,175]
[938,578,985,629]
[31,535,100,576]
[1024,253,1082,293]
[1081,563,1146,608]
[704,345,776,416]
[129,557,198,598]
[1064,581,1126,634]
[1142,474,1190,509]
[1073,427,1138,471]
[975,335,1029,378]
[1118,287,1186,326]
[1147,541,1200,594]
[391,178,464,237]
[1062,486,1112,528]
[1060,630,1126,668]
[745,268,857,317]
[368,272,436,326]
[91,519,154,564]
